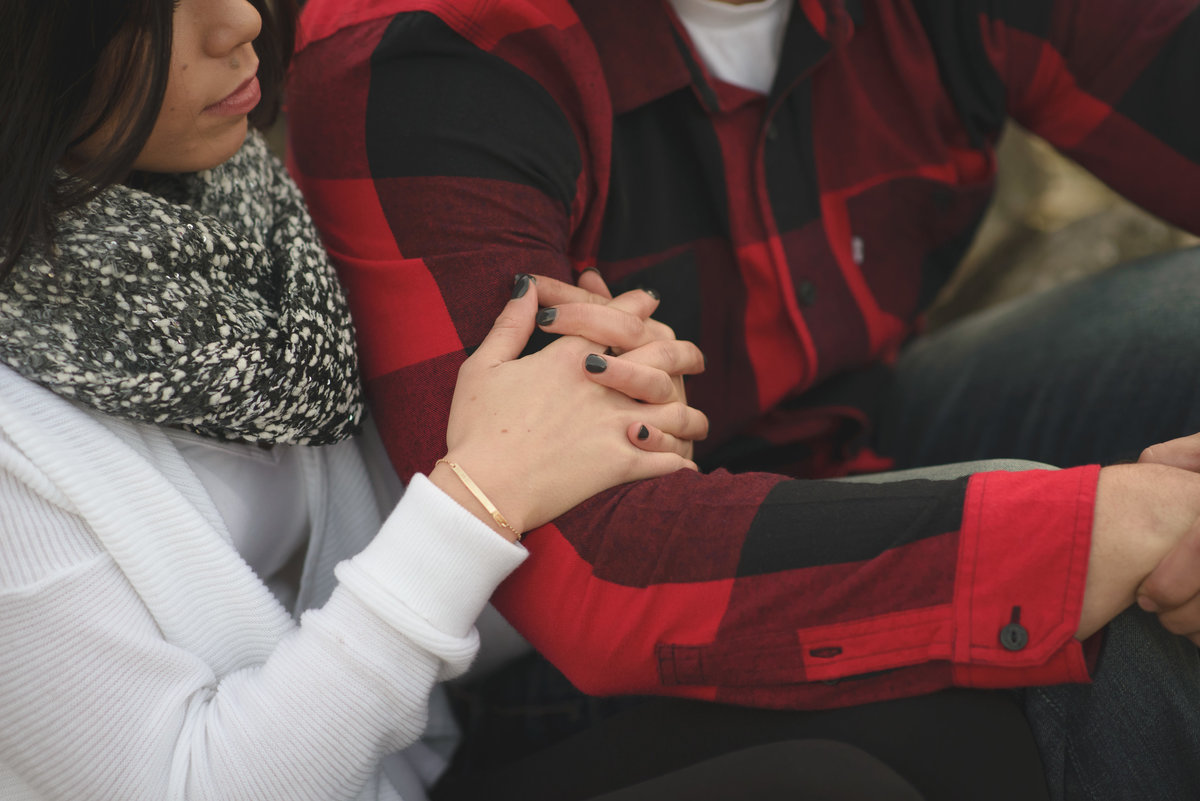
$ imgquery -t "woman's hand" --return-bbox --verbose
[530,272,699,455]
[432,276,707,541]
[531,272,679,356]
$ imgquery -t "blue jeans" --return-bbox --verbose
[875,246,1200,800]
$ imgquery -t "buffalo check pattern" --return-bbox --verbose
[288,0,1198,708]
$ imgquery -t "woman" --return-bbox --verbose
[0,0,709,798]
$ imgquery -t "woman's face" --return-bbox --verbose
[74,0,264,173]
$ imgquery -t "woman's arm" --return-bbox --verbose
[0,279,706,799]
[0,445,506,801]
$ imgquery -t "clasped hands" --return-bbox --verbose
[439,271,707,539]
[532,269,701,452]
[1082,434,1200,644]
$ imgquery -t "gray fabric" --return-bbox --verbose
[832,459,1055,483]
[0,132,363,445]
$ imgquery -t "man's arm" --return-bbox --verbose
[969,0,1200,233]
[289,1,1131,709]
[949,0,1200,640]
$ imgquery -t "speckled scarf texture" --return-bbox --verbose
[0,132,363,445]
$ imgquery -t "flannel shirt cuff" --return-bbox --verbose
[951,465,1099,688]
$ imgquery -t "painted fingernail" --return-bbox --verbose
[585,353,607,373]
[640,286,661,300]
[637,425,650,440]
[536,307,558,326]
[581,267,601,277]
[511,274,532,299]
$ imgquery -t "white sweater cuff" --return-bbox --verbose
[336,473,526,641]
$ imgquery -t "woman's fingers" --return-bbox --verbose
[466,274,539,368]
[598,289,678,347]
[583,352,674,403]
[533,272,678,351]
[525,269,620,303]
[576,268,614,299]
[627,422,700,465]
[618,339,705,377]
[530,273,612,307]
[582,341,704,404]
[637,401,709,443]
[537,289,671,352]
[602,287,662,319]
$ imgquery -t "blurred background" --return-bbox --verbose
[927,124,1198,328]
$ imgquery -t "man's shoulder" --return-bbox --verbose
[297,0,585,54]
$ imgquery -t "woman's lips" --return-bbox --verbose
[205,75,261,116]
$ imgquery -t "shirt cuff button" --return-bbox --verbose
[1000,623,1029,651]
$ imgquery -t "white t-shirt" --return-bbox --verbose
[668,0,793,94]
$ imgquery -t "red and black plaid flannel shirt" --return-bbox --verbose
[288,0,1200,708]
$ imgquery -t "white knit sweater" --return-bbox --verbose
[0,365,527,800]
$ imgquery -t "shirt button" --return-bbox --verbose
[797,280,817,307]
[1000,623,1029,651]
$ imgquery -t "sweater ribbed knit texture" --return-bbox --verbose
[0,365,526,800]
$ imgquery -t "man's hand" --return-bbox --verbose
[1081,453,1200,643]
[1133,434,1200,644]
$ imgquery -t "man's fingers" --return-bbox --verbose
[1137,516,1200,612]
[1139,432,1200,472]
[467,276,539,367]
[1154,595,1200,640]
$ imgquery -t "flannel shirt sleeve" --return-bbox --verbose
[288,1,1097,709]
[973,0,1200,234]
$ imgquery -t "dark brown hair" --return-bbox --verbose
[0,0,298,278]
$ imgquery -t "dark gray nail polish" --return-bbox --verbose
[585,353,607,373]
[537,307,558,326]
[637,425,650,440]
[511,274,532,299]
[640,286,661,300]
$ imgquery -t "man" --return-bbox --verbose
[287,0,1200,796]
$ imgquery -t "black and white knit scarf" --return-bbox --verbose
[0,132,364,445]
